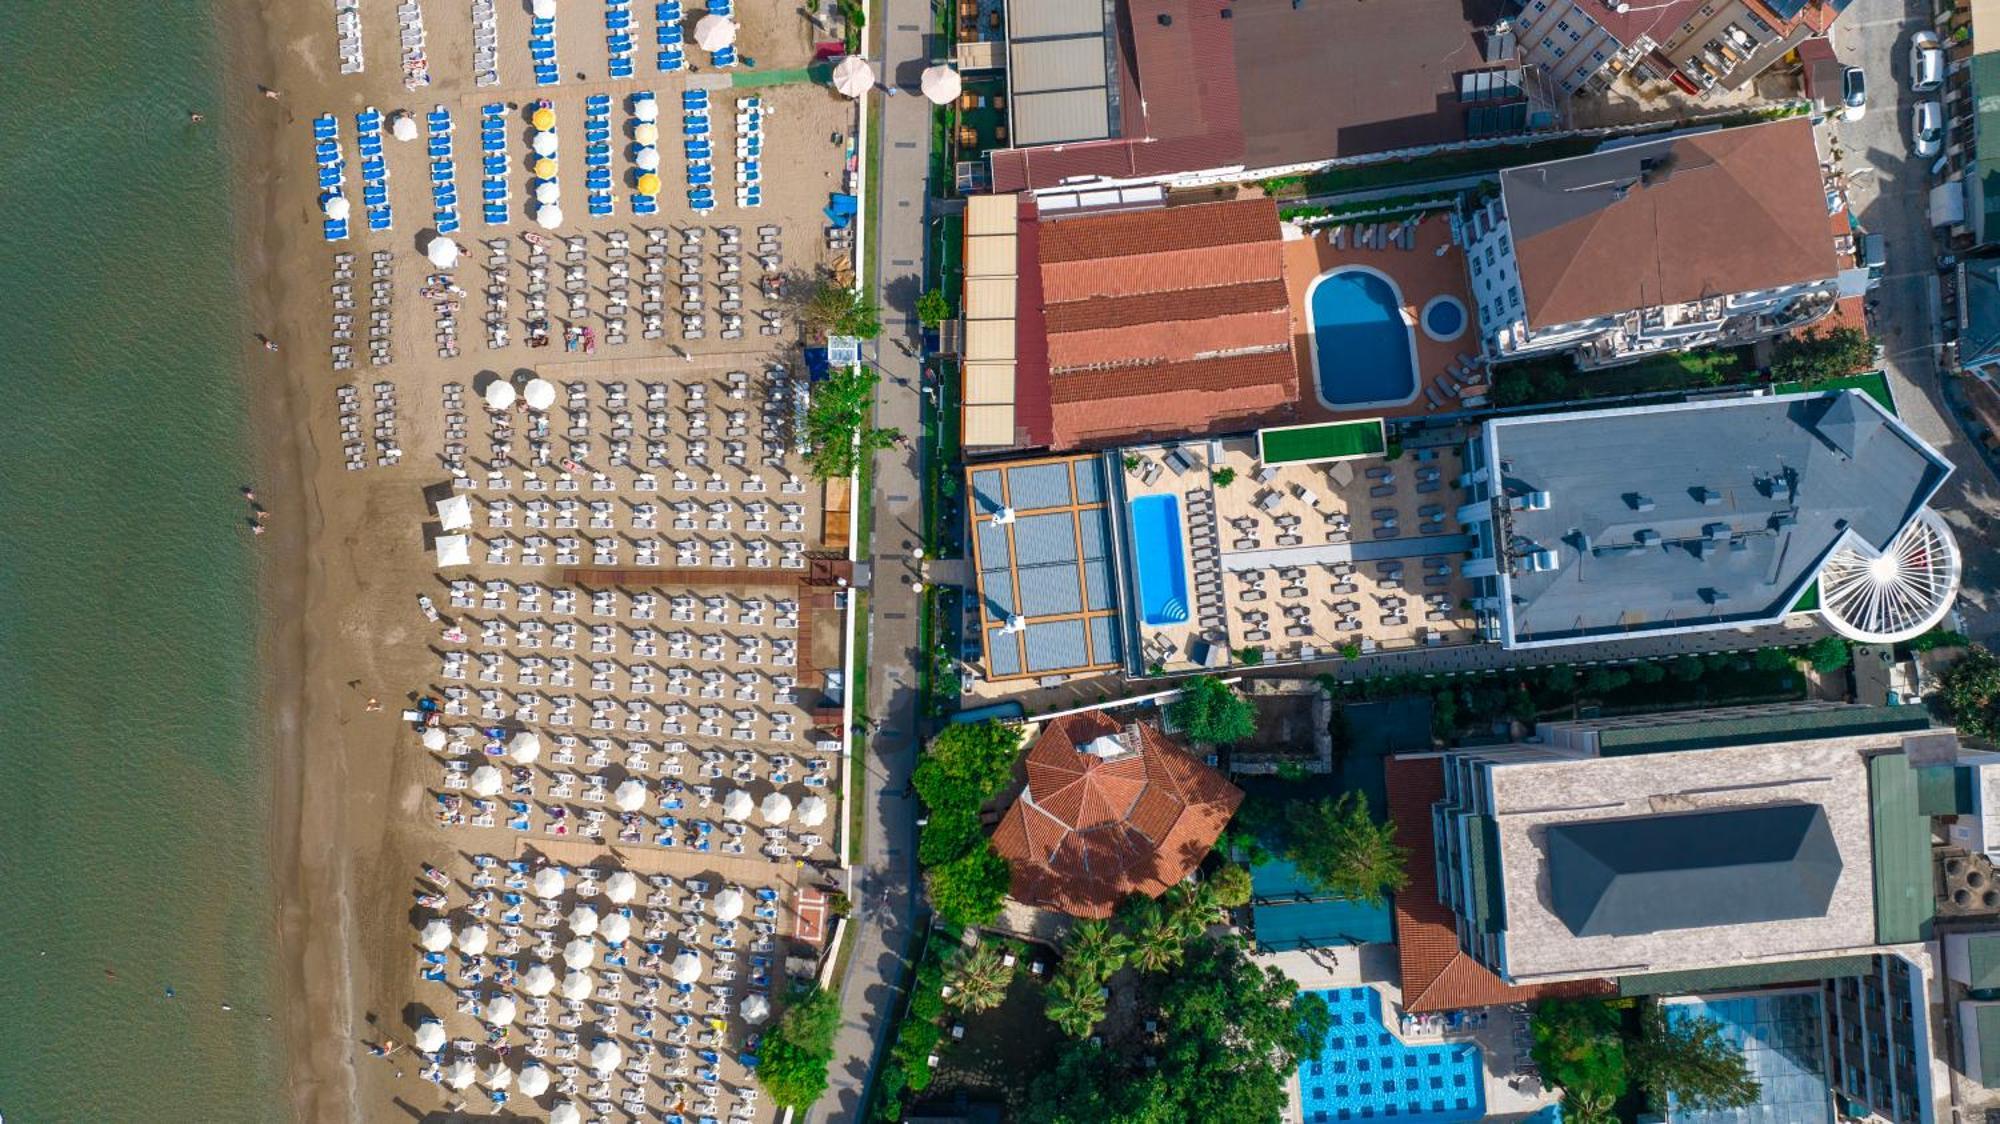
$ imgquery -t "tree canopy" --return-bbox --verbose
[803,282,884,339]
[915,288,951,328]
[802,364,898,479]
[912,720,1022,822]
[945,940,1012,1013]
[1936,645,2000,739]
[1631,1003,1760,1113]
[1282,792,1409,903]
[1530,999,1629,1107]
[1207,862,1253,909]
[1166,676,1258,745]
[1769,325,1872,386]
[927,843,1012,929]
[1806,634,1851,673]
[1044,962,1108,1039]
[756,985,843,1110]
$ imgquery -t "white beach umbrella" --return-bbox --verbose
[484,379,518,411]
[920,65,962,105]
[392,113,420,142]
[419,918,454,951]
[671,950,702,984]
[568,903,600,936]
[599,911,632,945]
[561,969,594,1001]
[520,963,557,997]
[485,993,517,1027]
[413,1019,447,1053]
[436,492,473,532]
[634,147,660,171]
[713,887,745,922]
[536,203,564,230]
[740,993,771,1023]
[523,377,558,411]
[831,55,875,98]
[532,0,557,18]
[434,534,471,568]
[722,789,753,822]
[551,1103,582,1124]
[588,1038,624,1073]
[426,234,460,269]
[323,194,351,220]
[531,130,559,157]
[456,924,490,956]
[515,1062,551,1097]
[534,179,561,205]
[484,1061,513,1089]
[604,870,639,904]
[694,13,737,50]
[563,937,596,969]
[614,778,648,811]
[760,791,793,825]
[795,795,829,827]
[421,726,448,751]
[533,866,566,899]
[633,121,660,145]
[634,97,659,123]
[508,730,541,764]
[445,1058,478,1089]
[469,764,504,797]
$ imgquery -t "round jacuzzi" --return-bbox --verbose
[1421,295,1467,342]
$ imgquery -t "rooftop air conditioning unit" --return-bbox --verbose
[1523,490,1552,511]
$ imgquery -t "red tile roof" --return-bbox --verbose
[992,712,1243,919]
[1384,755,1615,1013]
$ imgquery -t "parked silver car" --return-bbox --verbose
[1910,30,1945,92]
[1912,99,1944,159]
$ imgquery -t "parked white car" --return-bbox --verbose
[1842,66,1868,121]
[1910,30,1945,92]
[1912,99,1945,159]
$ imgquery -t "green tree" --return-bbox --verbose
[1807,634,1851,673]
[1770,325,1873,385]
[1167,676,1258,744]
[1530,999,1629,1106]
[916,804,982,866]
[944,941,1012,1013]
[915,288,951,328]
[1753,646,1796,672]
[1210,465,1237,487]
[1937,645,2000,739]
[1670,655,1708,683]
[1560,1087,1619,1124]
[802,365,899,480]
[1207,862,1253,909]
[1282,792,1410,903]
[1044,963,1108,1038]
[1119,898,1186,974]
[1235,645,1264,666]
[928,843,1012,928]
[1162,880,1226,941]
[913,719,1023,868]
[1064,918,1132,983]
[1630,1003,1761,1112]
[756,985,842,1109]
[802,282,883,340]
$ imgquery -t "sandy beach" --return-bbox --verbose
[213,0,859,1118]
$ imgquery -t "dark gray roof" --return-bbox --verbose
[1546,803,1843,938]
[1960,256,2000,369]
[1489,391,1951,646]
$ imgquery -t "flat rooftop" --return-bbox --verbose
[968,454,1126,680]
[1487,390,1951,647]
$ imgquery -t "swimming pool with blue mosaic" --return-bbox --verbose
[1296,987,1484,1123]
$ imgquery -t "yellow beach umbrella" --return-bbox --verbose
[531,107,556,131]
[637,172,661,195]
[534,157,558,178]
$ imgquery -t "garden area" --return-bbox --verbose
[1489,326,1878,412]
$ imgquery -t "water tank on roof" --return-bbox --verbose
[1523,490,1552,511]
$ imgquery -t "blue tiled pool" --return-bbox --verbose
[1297,987,1484,1124]
[1307,268,1421,410]
[1127,493,1189,625]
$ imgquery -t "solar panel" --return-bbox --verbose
[1006,462,1076,510]
[1017,562,1085,616]
[986,628,1023,676]
[1012,512,1080,567]
[1024,619,1090,672]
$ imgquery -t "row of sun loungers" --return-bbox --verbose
[480,104,510,226]
[682,90,715,215]
[429,106,461,233]
[707,0,737,67]
[734,97,763,210]
[531,7,561,86]
[585,94,615,218]
[356,107,393,232]
[313,115,350,241]
[334,0,363,75]
[655,1,686,72]
[471,0,500,86]
[398,0,432,90]
[605,0,637,79]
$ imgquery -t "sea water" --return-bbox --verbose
[0,1,280,1119]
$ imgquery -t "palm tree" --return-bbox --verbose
[1164,881,1223,942]
[1044,965,1107,1038]
[1560,1089,1618,1124]
[1121,899,1185,974]
[1064,918,1132,984]
[944,942,1011,1013]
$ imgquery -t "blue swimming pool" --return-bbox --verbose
[1297,987,1484,1124]
[1127,493,1189,626]
[1308,268,1421,410]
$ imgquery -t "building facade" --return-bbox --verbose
[1827,953,1935,1124]
[1512,0,1832,100]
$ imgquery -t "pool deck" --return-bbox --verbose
[1282,213,1480,425]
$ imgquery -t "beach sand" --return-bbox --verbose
[218,0,857,1119]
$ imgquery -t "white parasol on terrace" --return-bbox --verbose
[419,918,454,951]
[531,129,559,157]
[520,963,557,996]
[532,866,566,899]
[531,0,556,17]
[633,122,659,145]
[563,936,596,969]
[426,234,460,269]
[694,13,737,50]
[392,113,420,142]
[760,791,792,825]
[534,179,561,206]
[614,778,648,811]
[740,993,771,1023]
[831,55,875,98]
[509,730,541,764]
[568,903,599,936]
[920,65,962,105]
[634,146,660,171]
[535,202,564,230]
[588,1038,624,1073]
[485,993,517,1027]
[484,1061,513,1089]
[445,1058,478,1089]
[523,377,557,411]
[421,726,448,751]
[515,1062,550,1097]
[324,194,351,220]
[560,969,594,1000]
[712,887,745,922]
[434,535,471,568]
[550,1104,582,1124]
[469,764,503,797]
[598,911,632,945]
[634,97,658,123]
[604,870,639,904]
[722,789,753,822]
[671,950,702,984]
[484,379,518,411]
[413,1019,447,1053]
[456,924,490,956]
[796,795,829,827]
[437,492,473,531]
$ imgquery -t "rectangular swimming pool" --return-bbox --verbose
[1127,493,1190,626]
[1297,987,1484,1123]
